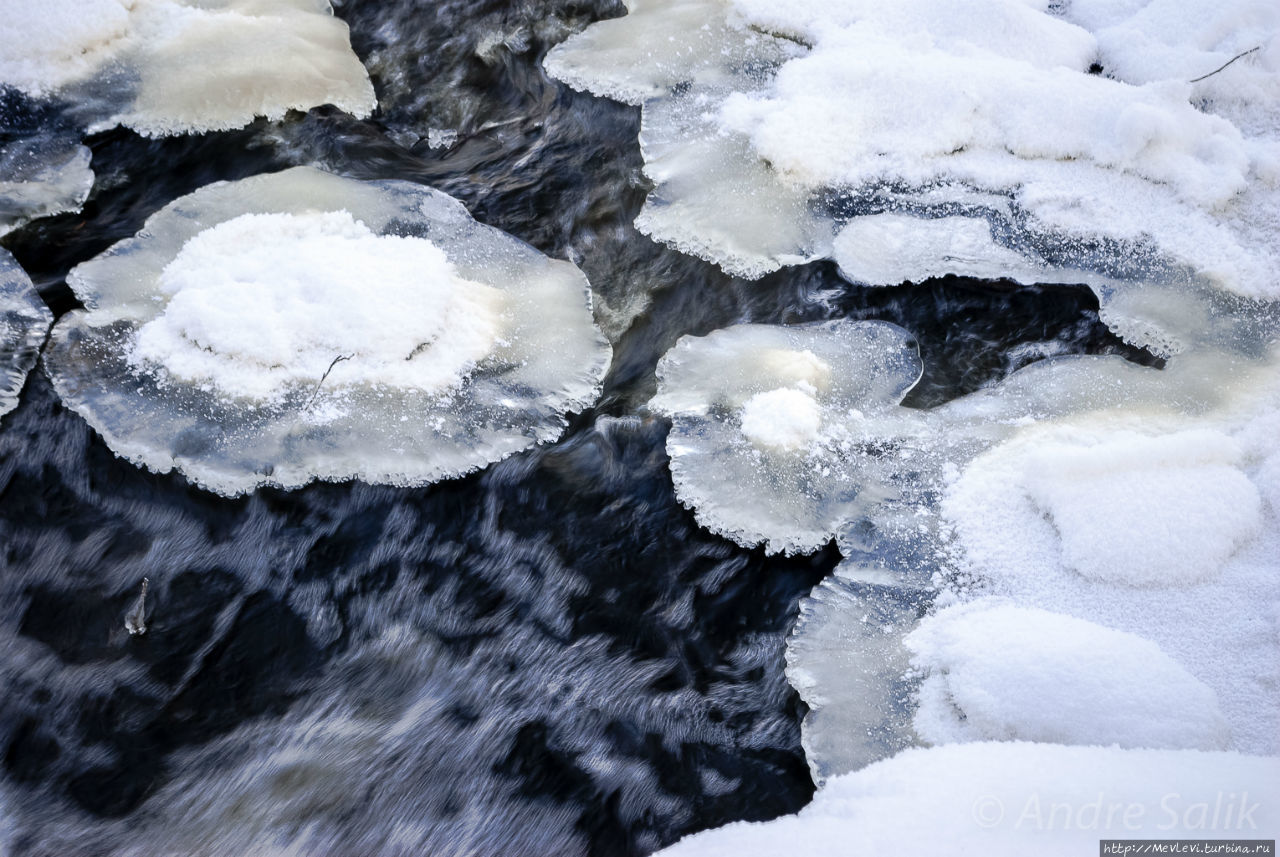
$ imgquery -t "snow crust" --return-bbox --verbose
[0,249,52,418]
[546,0,1280,297]
[45,167,611,495]
[0,0,375,136]
[654,743,1280,857]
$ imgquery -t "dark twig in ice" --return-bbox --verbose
[1189,46,1260,83]
[304,354,353,410]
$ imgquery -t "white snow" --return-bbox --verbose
[654,742,1280,857]
[907,601,1229,750]
[0,0,376,136]
[0,0,130,97]
[131,211,503,402]
[739,387,823,452]
[545,0,1280,297]
[943,355,1280,755]
[1019,429,1262,586]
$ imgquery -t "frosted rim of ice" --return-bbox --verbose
[0,0,376,138]
[546,0,1280,303]
[0,139,94,237]
[0,249,53,419]
[648,319,923,555]
[44,166,612,496]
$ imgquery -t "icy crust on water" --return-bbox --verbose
[0,249,52,417]
[45,166,611,495]
[546,0,1280,296]
[653,743,1280,857]
[649,319,922,555]
[0,0,375,136]
[0,139,94,237]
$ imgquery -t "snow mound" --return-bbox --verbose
[908,601,1229,750]
[654,742,1280,857]
[131,211,502,402]
[0,0,375,137]
[648,319,922,554]
[44,166,611,495]
[0,249,52,418]
[546,0,1280,299]
[1021,429,1262,586]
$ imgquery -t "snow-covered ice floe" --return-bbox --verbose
[653,742,1280,857]
[44,166,611,495]
[0,0,375,137]
[546,0,1280,301]
[649,319,922,555]
[614,0,1280,806]
[0,249,52,418]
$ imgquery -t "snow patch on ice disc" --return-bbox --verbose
[44,166,611,495]
[131,211,502,402]
[649,319,922,555]
[0,249,52,418]
[0,0,375,137]
[907,601,1229,750]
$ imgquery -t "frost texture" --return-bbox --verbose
[44,166,612,495]
[653,743,1280,857]
[0,249,52,418]
[546,0,1280,299]
[648,320,923,555]
[0,0,375,137]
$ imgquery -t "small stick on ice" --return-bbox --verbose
[124,577,148,636]
[303,353,353,410]
[1189,46,1261,83]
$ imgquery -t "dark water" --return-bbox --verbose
[0,1,1151,855]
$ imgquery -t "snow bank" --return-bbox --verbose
[943,366,1280,755]
[545,0,1280,297]
[907,601,1229,750]
[0,249,52,418]
[655,742,1280,857]
[0,0,375,136]
[648,319,922,554]
[44,167,611,495]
